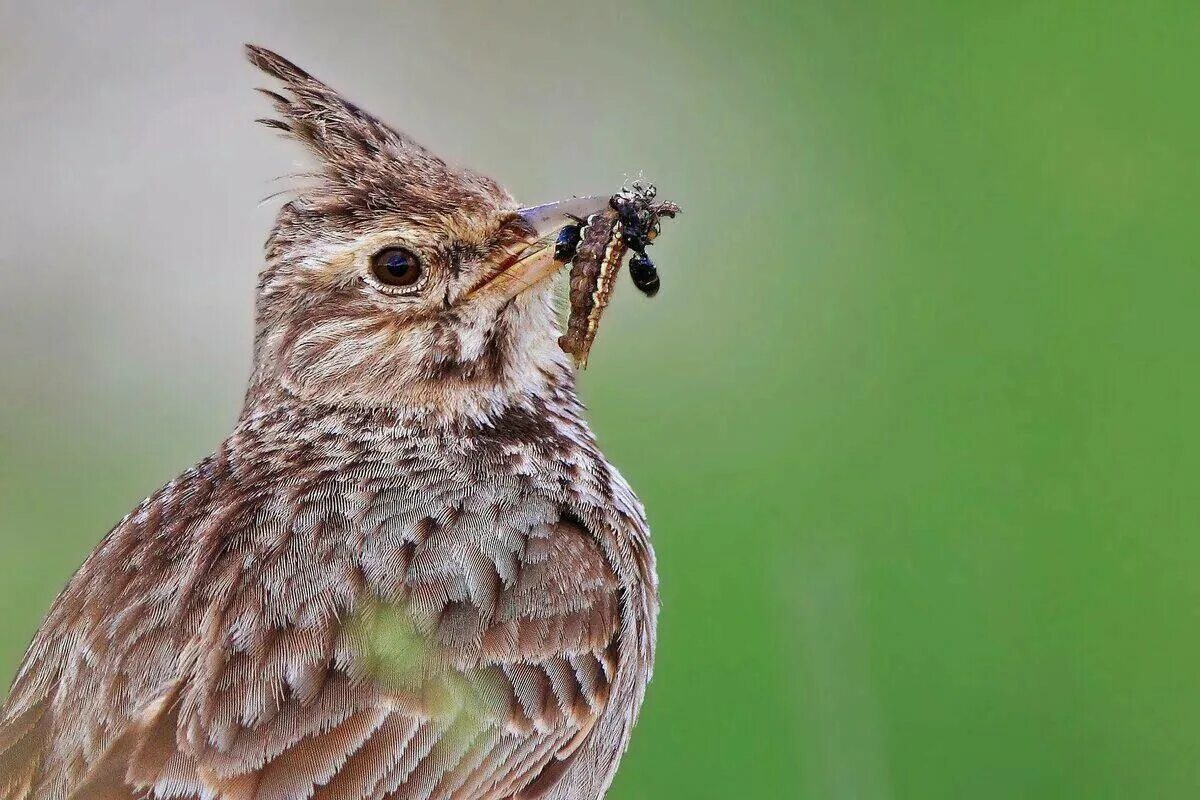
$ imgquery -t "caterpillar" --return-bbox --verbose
[555,183,680,367]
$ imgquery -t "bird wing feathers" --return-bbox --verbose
[0,448,644,800]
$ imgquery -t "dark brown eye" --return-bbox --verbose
[370,247,423,287]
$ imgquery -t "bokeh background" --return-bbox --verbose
[2,1,1198,797]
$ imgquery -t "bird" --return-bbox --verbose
[0,46,658,800]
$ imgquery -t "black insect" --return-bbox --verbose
[554,217,584,262]
[628,251,660,296]
[612,184,674,297]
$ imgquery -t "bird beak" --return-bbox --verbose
[465,195,608,303]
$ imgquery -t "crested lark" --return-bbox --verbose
[0,47,658,800]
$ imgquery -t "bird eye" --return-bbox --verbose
[369,247,423,288]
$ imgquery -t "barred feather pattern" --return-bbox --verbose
[0,379,656,799]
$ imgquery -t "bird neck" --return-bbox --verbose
[236,359,587,439]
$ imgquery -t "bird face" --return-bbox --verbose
[241,46,602,419]
[252,195,575,416]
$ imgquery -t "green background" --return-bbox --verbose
[2,2,1198,797]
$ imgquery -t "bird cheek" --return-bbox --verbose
[441,263,484,307]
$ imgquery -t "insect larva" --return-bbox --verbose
[556,183,680,367]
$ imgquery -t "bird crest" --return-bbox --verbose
[246,44,512,224]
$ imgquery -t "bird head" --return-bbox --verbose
[241,46,602,423]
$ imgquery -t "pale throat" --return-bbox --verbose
[242,308,577,428]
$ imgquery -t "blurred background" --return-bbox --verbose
[2,1,1198,797]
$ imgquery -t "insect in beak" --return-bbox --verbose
[555,183,681,367]
[466,196,608,303]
